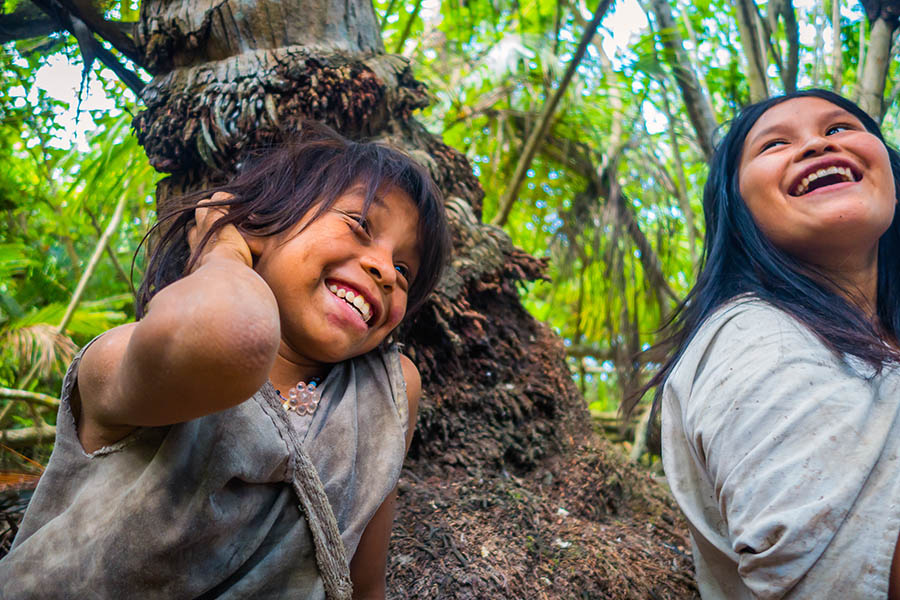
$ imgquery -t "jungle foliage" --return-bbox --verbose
[1,0,898,466]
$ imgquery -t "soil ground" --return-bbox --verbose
[389,444,698,599]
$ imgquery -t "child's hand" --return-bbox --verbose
[187,192,253,270]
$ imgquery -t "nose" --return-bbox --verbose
[361,251,395,289]
[797,134,837,160]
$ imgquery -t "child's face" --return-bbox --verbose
[738,97,895,270]
[248,184,421,367]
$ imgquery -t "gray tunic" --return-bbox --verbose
[662,298,900,598]
[0,343,409,599]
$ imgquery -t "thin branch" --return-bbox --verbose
[86,207,135,295]
[380,0,400,31]
[658,79,698,265]
[57,192,128,335]
[855,19,869,103]
[0,425,57,448]
[491,0,614,226]
[642,0,717,159]
[857,16,898,120]
[609,182,677,302]
[29,0,145,94]
[733,0,769,101]
[32,0,142,65]
[0,388,60,409]
[0,11,62,43]
[393,0,423,54]
[781,0,800,93]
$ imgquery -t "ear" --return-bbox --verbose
[242,232,268,266]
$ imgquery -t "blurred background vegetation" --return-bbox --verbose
[1,0,897,469]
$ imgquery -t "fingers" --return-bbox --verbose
[186,192,254,272]
[188,192,234,253]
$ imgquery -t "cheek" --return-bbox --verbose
[385,303,407,329]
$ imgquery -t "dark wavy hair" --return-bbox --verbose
[136,121,451,321]
[638,89,900,420]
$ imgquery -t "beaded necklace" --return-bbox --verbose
[275,378,322,415]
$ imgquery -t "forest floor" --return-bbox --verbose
[1,439,698,599]
[390,443,698,599]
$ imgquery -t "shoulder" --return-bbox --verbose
[76,322,141,450]
[666,297,838,418]
[666,296,866,431]
[678,297,823,374]
[700,295,812,339]
[400,354,422,434]
[398,354,421,402]
[398,353,420,449]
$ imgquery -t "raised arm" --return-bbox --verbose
[76,197,280,451]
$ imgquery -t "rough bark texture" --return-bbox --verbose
[119,0,697,595]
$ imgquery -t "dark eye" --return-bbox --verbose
[827,124,850,135]
[394,264,410,280]
[761,139,786,151]
[353,216,371,235]
[341,212,371,236]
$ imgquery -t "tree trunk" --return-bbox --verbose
[782,0,800,93]
[108,0,696,595]
[644,0,717,160]
[832,0,843,92]
[856,9,899,120]
[734,0,769,102]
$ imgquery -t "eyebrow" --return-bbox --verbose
[748,107,856,147]
[346,184,388,208]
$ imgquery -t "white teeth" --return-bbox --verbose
[327,284,373,323]
[793,165,856,195]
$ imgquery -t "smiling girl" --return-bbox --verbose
[647,90,900,598]
[0,122,450,599]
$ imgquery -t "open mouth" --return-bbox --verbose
[790,164,861,196]
[327,282,373,323]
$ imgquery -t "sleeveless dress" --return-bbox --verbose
[662,298,900,598]
[0,342,409,599]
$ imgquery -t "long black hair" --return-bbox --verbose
[637,89,900,419]
[136,121,451,320]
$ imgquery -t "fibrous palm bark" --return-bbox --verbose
[132,0,589,471]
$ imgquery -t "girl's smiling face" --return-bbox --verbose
[738,97,896,271]
[248,184,421,371]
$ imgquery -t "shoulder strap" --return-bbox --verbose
[257,387,353,600]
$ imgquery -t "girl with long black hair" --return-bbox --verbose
[651,89,900,598]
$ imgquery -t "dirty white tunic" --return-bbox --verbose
[662,298,900,599]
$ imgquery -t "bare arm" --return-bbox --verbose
[349,354,421,599]
[890,537,900,600]
[76,198,281,451]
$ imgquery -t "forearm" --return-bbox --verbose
[116,252,280,425]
